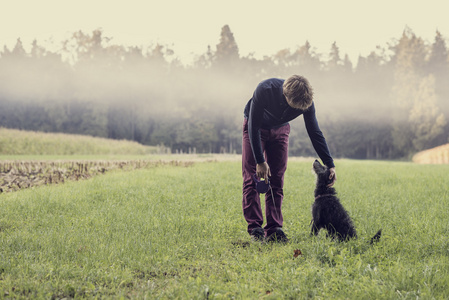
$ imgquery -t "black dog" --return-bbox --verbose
[311,160,381,243]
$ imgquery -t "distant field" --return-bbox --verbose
[413,143,449,164]
[0,127,160,155]
[1,159,448,298]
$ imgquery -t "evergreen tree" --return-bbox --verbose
[427,30,448,73]
[390,27,446,154]
[296,41,321,71]
[408,75,446,150]
[31,40,46,59]
[214,25,239,68]
[1,45,11,57]
[327,41,342,71]
[427,30,449,115]
[275,41,322,77]
[390,28,426,112]
[195,45,213,69]
[12,38,26,57]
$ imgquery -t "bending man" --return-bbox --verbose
[242,75,336,242]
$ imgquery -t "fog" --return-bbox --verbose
[1,26,448,159]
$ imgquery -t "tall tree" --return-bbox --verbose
[195,45,213,69]
[214,25,239,68]
[390,27,445,154]
[327,41,342,71]
[274,41,322,77]
[390,27,427,112]
[427,30,449,114]
[390,28,424,155]
[427,30,448,74]
[295,41,321,71]
[12,38,26,57]
[30,40,46,59]
[408,75,446,150]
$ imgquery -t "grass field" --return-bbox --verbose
[0,127,161,155]
[0,159,448,299]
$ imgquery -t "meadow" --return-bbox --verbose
[0,158,448,299]
[0,127,161,156]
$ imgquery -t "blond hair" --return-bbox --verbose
[283,75,314,110]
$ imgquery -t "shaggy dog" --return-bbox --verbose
[311,160,381,243]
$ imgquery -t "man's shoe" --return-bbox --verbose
[250,227,265,242]
[265,228,289,243]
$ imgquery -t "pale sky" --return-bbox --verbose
[1,0,449,64]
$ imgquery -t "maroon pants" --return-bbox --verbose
[242,118,290,237]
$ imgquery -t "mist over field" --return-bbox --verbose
[1,26,449,159]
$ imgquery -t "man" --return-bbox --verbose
[242,75,336,243]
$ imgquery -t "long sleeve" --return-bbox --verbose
[248,88,266,164]
[303,103,335,168]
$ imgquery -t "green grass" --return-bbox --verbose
[0,127,159,155]
[0,159,448,299]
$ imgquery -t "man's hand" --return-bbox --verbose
[256,162,271,183]
[328,167,337,187]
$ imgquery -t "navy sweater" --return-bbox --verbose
[244,78,335,168]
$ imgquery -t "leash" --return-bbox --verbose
[252,174,279,220]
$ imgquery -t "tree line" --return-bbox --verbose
[1,25,448,159]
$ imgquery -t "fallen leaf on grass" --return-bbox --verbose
[293,249,302,258]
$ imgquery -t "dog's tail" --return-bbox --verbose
[369,229,382,244]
